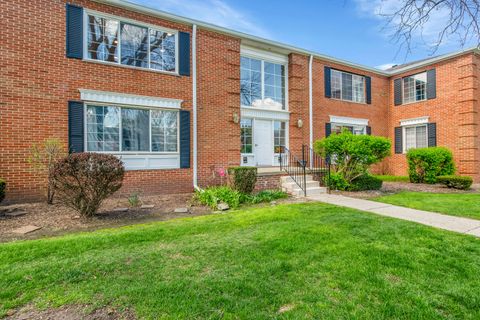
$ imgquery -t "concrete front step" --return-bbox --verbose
[287,187,328,196]
[282,180,319,191]
[280,175,314,184]
[281,174,328,197]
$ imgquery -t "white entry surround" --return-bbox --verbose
[80,89,183,170]
[240,46,290,167]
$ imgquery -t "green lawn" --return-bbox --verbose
[374,175,410,182]
[374,191,480,220]
[2,203,480,319]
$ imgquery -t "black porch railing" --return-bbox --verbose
[279,145,330,196]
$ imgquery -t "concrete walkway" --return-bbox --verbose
[309,193,480,237]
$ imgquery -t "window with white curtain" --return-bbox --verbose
[330,69,365,103]
[86,105,178,153]
[404,125,427,151]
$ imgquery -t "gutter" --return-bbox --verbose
[308,54,313,169]
[192,24,198,188]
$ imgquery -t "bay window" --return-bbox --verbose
[86,105,178,153]
[331,69,366,103]
[241,56,286,109]
[86,13,177,72]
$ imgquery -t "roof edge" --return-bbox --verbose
[94,0,479,77]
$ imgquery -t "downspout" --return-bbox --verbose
[308,54,313,169]
[192,24,199,189]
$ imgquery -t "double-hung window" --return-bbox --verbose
[331,123,366,135]
[331,70,366,103]
[404,125,427,151]
[86,13,177,72]
[402,72,427,104]
[86,105,178,153]
[241,56,286,109]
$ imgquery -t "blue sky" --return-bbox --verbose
[131,0,474,69]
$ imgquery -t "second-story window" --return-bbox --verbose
[403,72,427,104]
[87,13,177,73]
[331,70,365,103]
[241,56,286,109]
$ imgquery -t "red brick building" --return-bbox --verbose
[1,0,479,201]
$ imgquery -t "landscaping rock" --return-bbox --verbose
[270,201,277,206]
[5,209,27,217]
[113,207,129,212]
[141,204,155,209]
[12,225,42,234]
[217,203,230,211]
[174,207,189,213]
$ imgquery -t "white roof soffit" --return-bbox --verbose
[95,0,479,77]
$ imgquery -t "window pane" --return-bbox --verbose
[352,74,365,103]
[121,23,148,67]
[416,126,427,148]
[274,121,286,153]
[341,72,353,101]
[405,127,416,150]
[241,57,262,107]
[86,106,120,152]
[264,62,285,108]
[240,119,253,154]
[122,108,149,151]
[331,70,342,99]
[87,15,119,62]
[150,30,176,72]
[151,110,178,152]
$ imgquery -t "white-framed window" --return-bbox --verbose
[274,121,286,153]
[403,125,427,152]
[240,118,253,154]
[86,104,179,154]
[331,69,366,103]
[241,56,286,109]
[331,123,366,135]
[85,12,177,73]
[403,72,427,104]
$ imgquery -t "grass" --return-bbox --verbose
[374,175,410,182]
[374,191,480,220]
[2,203,480,319]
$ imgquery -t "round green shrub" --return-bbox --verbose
[326,172,349,191]
[437,175,473,190]
[0,179,6,203]
[348,175,383,191]
[227,166,258,194]
[406,147,455,184]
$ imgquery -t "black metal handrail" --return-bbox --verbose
[279,147,307,196]
[302,144,330,187]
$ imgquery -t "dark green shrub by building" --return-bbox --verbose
[406,147,455,184]
[228,166,257,194]
[437,175,473,190]
[347,175,383,191]
[314,131,390,191]
[0,179,6,203]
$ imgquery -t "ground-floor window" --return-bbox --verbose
[331,123,366,135]
[240,118,253,154]
[274,121,286,153]
[404,124,427,151]
[86,105,178,153]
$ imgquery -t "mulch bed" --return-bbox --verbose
[336,182,480,199]
[0,193,211,243]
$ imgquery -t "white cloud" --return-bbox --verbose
[131,0,271,38]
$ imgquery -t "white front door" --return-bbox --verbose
[254,120,273,166]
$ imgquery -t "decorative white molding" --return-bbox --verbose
[400,116,429,126]
[241,107,290,121]
[79,89,183,109]
[117,154,180,170]
[240,45,289,64]
[329,115,369,126]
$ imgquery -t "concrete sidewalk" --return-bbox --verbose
[309,193,480,237]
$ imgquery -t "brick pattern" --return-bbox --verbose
[255,174,285,191]
[2,0,480,202]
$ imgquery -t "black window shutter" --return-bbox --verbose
[179,110,191,168]
[66,4,83,59]
[394,127,403,154]
[394,78,402,106]
[427,69,436,100]
[366,126,371,135]
[178,32,190,76]
[428,123,437,147]
[365,76,372,104]
[68,101,84,153]
[325,122,331,137]
[324,66,331,98]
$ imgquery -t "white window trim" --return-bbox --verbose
[329,116,369,126]
[400,116,429,154]
[401,72,428,105]
[240,46,289,111]
[83,102,180,156]
[80,89,183,109]
[400,116,429,127]
[330,69,367,104]
[82,9,180,75]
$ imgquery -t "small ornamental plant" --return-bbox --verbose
[53,153,125,217]
[406,147,455,184]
